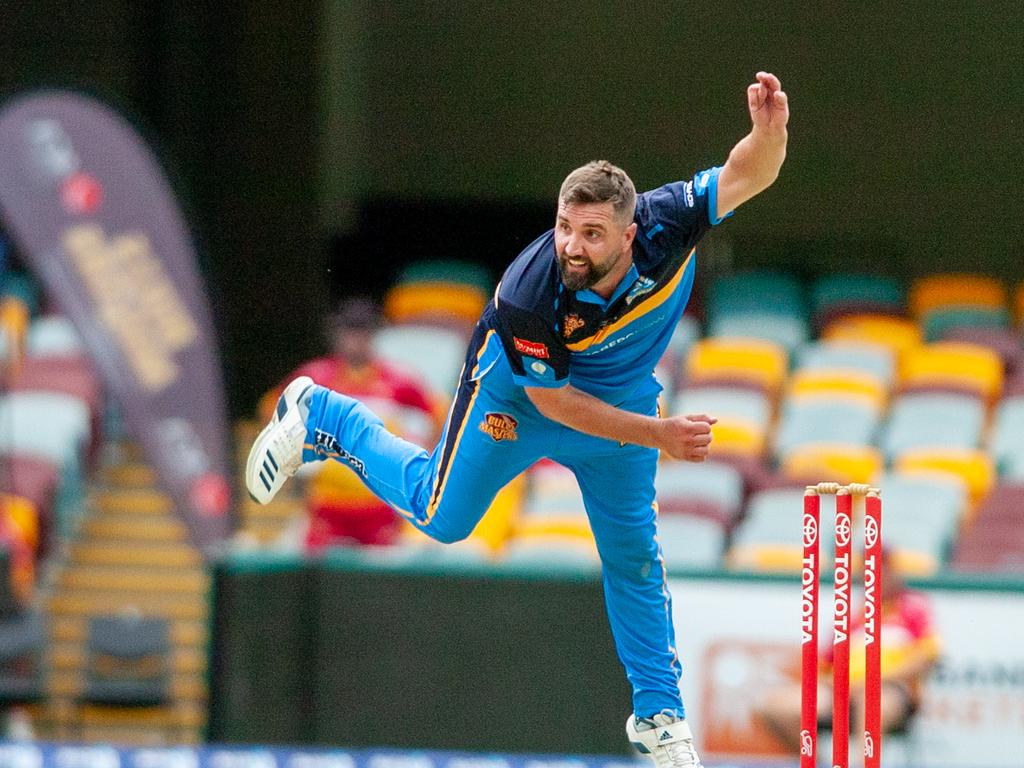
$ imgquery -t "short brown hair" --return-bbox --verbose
[558,161,637,224]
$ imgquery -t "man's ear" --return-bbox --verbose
[623,221,638,248]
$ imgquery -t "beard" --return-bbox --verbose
[557,249,621,291]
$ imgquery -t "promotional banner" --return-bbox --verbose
[669,576,1024,768]
[0,92,232,552]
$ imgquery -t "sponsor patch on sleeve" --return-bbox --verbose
[513,336,549,358]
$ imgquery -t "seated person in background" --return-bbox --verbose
[755,546,942,750]
[259,297,440,549]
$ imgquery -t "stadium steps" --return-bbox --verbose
[40,440,210,745]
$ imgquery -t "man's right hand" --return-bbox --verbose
[656,413,717,462]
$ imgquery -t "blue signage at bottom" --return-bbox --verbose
[0,743,647,768]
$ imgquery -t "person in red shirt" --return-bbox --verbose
[259,298,440,549]
[756,547,942,751]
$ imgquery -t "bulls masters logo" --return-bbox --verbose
[479,412,518,442]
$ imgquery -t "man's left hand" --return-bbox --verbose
[748,71,789,132]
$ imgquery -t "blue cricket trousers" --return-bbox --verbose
[302,327,685,718]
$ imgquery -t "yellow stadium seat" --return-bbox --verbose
[384,282,488,325]
[894,447,995,518]
[889,547,940,578]
[910,274,1007,319]
[787,369,888,411]
[707,419,767,458]
[781,444,884,485]
[685,338,788,395]
[1016,282,1024,327]
[822,314,922,360]
[898,342,1003,401]
[726,543,804,573]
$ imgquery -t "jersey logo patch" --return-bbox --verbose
[562,313,585,338]
[626,276,657,305]
[479,412,518,442]
[513,337,549,358]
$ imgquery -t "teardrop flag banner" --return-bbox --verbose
[0,91,232,554]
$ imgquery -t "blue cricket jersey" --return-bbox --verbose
[480,166,731,406]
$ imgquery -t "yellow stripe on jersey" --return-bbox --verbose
[566,250,694,352]
[424,329,496,521]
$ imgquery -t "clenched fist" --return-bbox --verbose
[656,413,718,462]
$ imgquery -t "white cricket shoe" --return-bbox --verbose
[245,375,315,504]
[627,712,703,768]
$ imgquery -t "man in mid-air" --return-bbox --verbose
[248,72,789,768]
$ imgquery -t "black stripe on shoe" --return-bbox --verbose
[259,471,272,492]
[266,450,279,472]
[263,460,275,480]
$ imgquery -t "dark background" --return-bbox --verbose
[3,1,1022,415]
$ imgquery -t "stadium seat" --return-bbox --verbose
[397,260,494,294]
[774,399,880,462]
[706,271,805,323]
[786,369,888,412]
[893,448,995,516]
[922,306,1009,343]
[656,512,726,569]
[880,392,985,460]
[942,327,1024,377]
[708,312,809,354]
[727,488,836,573]
[674,386,771,427]
[372,323,468,397]
[811,273,904,329]
[673,386,771,458]
[384,261,492,328]
[795,341,896,388]
[685,338,789,396]
[875,472,967,575]
[781,444,884,485]
[898,342,1003,401]
[822,314,922,360]
[654,461,744,527]
[909,274,1007,320]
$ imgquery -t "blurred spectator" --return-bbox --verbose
[755,547,942,751]
[259,297,440,549]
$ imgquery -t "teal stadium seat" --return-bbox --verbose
[707,271,805,322]
[880,392,985,461]
[923,306,1009,343]
[811,273,904,328]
